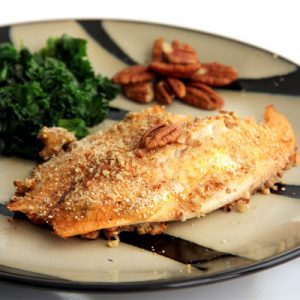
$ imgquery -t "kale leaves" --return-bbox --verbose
[0,35,120,159]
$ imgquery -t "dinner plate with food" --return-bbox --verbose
[0,19,299,291]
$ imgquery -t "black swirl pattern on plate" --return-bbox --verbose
[78,20,137,66]
[119,232,254,271]
[0,203,14,217]
[0,25,10,43]
[271,183,300,199]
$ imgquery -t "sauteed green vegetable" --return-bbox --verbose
[0,35,120,159]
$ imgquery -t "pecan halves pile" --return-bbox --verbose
[112,38,237,110]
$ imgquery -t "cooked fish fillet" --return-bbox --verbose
[7,105,297,238]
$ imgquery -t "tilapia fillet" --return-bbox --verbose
[7,105,297,238]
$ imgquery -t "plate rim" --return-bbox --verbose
[0,17,299,291]
[0,247,299,291]
[1,17,299,68]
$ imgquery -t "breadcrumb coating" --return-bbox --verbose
[7,105,297,238]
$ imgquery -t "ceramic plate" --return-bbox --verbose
[0,19,299,291]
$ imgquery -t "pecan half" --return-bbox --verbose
[182,83,224,110]
[166,77,186,98]
[163,39,199,65]
[154,78,186,105]
[154,80,173,105]
[122,82,154,103]
[152,38,198,65]
[140,123,182,150]
[149,61,201,78]
[152,38,164,62]
[189,62,237,86]
[112,65,154,85]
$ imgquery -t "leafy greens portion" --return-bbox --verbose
[0,35,120,159]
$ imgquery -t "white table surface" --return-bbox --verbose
[0,0,299,299]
